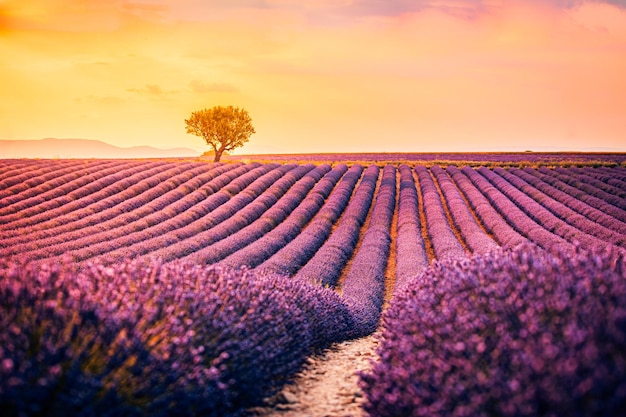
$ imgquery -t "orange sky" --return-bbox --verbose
[1,0,625,154]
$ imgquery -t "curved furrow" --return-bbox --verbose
[256,164,364,276]
[0,161,170,228]
[495,167,626,246]
[542,167,626,212]
[562,167,626,198]
[293,165,379,287]
[0,160,125,210]
[31,164,270,262]
[597,166,626,183]
[0,163,228,248]
[341,165,396,338]
[217,164,350,269]
[460,166,569,250]
[0,160,43,178]
[581,167,626,190]
[430,166,499,255]
[99,164,298,263]
[394,164,429,292]
[445,166,528,248]
[149,164,316,263]
[177,164,333,265]
[525,167,626,224]
[414,166,467,262]
[479,167,611,250]
[508,168,626,235]
[0,160,92,193]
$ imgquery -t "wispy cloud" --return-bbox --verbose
[189,80,238,93]
[127,84,178,96]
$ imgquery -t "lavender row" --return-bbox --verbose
[360,244,626,417]
[228,152,626,164]
[0,160,99,196]
[0,256,356,416]
[215,164,349,269]
[415,165,467,261]
[563,167,626,197]
[508,167,626,235]
[256,164,364,276]
[0,160,122,206]
[0,162,228,247]
[99,163,298,264]
[430,166,499,255]
[494,167,626,246]
[525,167,626,224]
[0,163,250,257]
[0,160,136,213]
[394,164,429,292]
[541,167,626,212]
[342,165,396,338]
[293,165,379,287]
[179,164,332,265]
[478,167,610,250]
[445,166,528,248]
[597,166,626,184]
[0,161,171,228]
[460,166,570,249]
[34,164,274,263]
[143,164,315,263]
[577,167,626,190]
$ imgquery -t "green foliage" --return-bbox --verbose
[185,105,255,162]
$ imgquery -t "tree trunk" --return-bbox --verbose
[214,148,224,162]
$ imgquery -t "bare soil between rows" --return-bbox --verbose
[248,334,380,417]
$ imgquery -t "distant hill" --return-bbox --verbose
[0,138,200,159]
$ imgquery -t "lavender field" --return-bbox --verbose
[1,156,626,416]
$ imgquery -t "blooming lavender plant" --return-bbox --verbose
[524,167,626,224]
[430,165,499,255]
[258,164,363,276]
[0,163,228,247]
[218,164,348,269]
[0,256,356,416]
[415,165,467,261]
[494,167,625,246]
[544,167,626,212]
[294,164,379,287]
[477,167,609,250]
[509,167,626,235]
[360,243,626,417]
[342,165,396,338]
[394,164,429,292]
[461,166,571,249]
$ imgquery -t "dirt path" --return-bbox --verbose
[248,334,379,417]
[248,171,398,417]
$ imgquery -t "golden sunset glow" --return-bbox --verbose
[1,0,625,154]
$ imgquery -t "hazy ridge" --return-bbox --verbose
[0,138,200,159]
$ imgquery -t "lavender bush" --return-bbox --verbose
[415,165,467,261]
[445,166,527,248]
[360,243,626,417]
[524,167,626,224]
[394,164,429,292]
[294,164,379,287]
[430,165,499,255]
[342,165,396,337]
[0,256,353,416]
[508,167,626,235]
[461,166,571,249]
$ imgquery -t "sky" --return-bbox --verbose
[1,0,625,155]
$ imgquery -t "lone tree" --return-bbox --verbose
[185,105,255,162]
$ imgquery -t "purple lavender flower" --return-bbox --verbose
[360,243,626,417]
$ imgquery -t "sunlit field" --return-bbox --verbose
[2,153,625,416]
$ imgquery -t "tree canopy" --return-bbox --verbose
[185,105,255,162]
